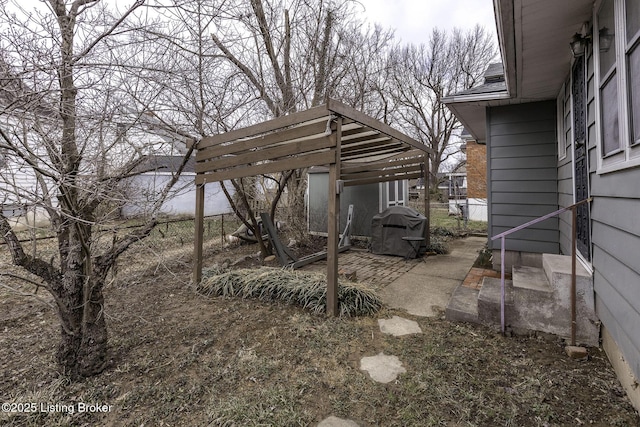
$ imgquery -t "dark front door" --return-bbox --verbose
[572,56,591,261]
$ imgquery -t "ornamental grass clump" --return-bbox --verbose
[198,267,382,316]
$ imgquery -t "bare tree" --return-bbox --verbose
[332,22,396,118]
[0,0,194,378]
[204,0,372,242]
[386,25,497,187]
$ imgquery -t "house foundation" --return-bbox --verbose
[491,249,543,271]
[602,327,640,414]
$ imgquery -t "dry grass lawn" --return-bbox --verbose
[1,232,639,426]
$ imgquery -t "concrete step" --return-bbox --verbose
[542,253,594,311]
[512,265,553,293]
[444,254,598,346]
[445,284,479,324]
[478,277,515,325]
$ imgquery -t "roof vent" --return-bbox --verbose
[483,62,505,84]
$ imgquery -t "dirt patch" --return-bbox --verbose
[1,238,639,426]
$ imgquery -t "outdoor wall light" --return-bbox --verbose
[599,27,614,52]
[570,22,593,58]
[570,33,588,57]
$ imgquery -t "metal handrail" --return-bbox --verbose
[490,197,592,345]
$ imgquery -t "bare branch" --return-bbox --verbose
[72,0,146,64]
[0,274,56,309]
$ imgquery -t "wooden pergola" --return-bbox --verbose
[191,99,433,316]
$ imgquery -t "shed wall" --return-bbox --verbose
[307,172,379,237]
[122,175,232,217]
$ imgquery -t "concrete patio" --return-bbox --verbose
[300,235,487,317]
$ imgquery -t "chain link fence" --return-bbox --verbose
[1,199,487,283]
[408,200,488,234]
[112,214,242,281]
[0,213,240,283]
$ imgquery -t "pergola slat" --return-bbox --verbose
[195,150,335,184]
[383,148,428,160]
[341,163,423,180]
[341,144,406,160]
[340,138,397,153]
[341,156,423,174]
[344,171,424,187]
[339,127,380,141]
[197,120,329,161]
[198,104,331,149]
[340,134,392,146]
[327,99,432,154]
[195,135,334,173]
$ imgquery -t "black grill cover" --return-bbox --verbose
[371,206,427,258]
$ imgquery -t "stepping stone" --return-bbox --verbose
[360,352,406,383]
[317,415,359,427]
[378,316,422,336]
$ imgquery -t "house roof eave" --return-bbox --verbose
[493,0,517,98]
[495,0,594,101]
[443,91,511,142]
[442,91,511,104]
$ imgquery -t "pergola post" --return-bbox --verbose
[424,153,430,249]
[327,116,342,316]
[193,182,205,284]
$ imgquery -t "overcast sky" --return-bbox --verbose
[10,0,496,44]
[358,0,496,45]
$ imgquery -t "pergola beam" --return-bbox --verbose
[328,99,433,155]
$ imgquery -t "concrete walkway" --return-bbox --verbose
[378,236,487,317]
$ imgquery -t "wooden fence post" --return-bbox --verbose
[194,182,205,284]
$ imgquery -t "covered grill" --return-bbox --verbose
[371,206,427,258]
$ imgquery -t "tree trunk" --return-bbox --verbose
[55,222,109,378]
[286,172,308,241]
[56,275,108,378]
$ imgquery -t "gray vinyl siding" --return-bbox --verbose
[591,167,640,379]
[581,42,640,379]
[554,42,640,381]
[487,101,559,253]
